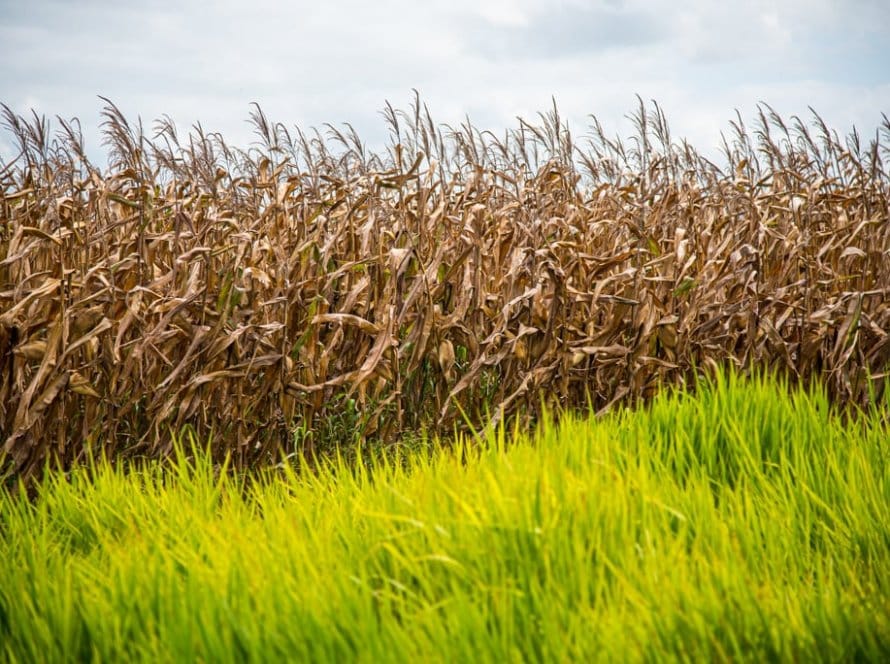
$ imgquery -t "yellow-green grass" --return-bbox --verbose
[1,372,888,662]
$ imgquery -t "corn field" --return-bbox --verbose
[1,97,889,479]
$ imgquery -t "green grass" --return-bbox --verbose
[1,372,889,662]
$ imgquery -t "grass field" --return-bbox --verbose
[1,371,888,662]
[1,99,889,661]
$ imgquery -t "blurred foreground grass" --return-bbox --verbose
[1,372,888,662]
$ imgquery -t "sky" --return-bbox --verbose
[1,0,888,165]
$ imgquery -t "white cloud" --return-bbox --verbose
[0,0,887,166]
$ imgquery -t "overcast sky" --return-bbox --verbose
[1,0,888,165]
